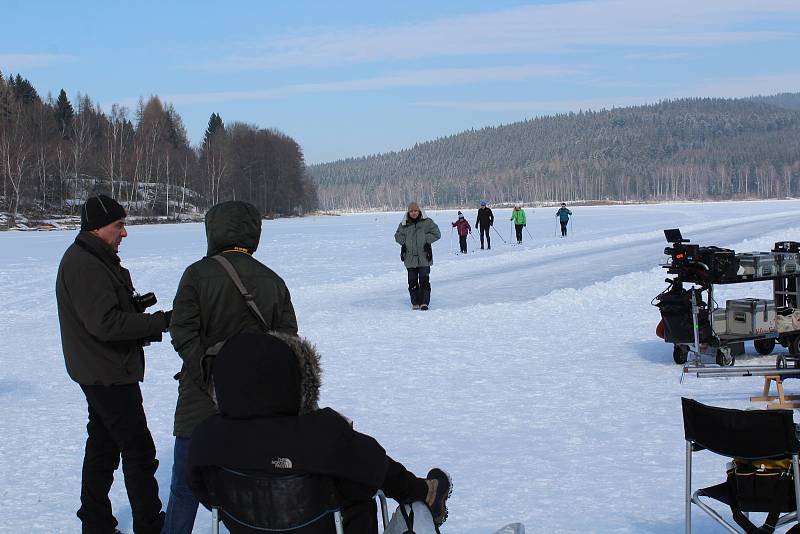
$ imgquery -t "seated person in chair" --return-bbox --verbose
[187,332,452,532]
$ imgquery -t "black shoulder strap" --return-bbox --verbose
[399,504,415,534]
[211,255,269,332]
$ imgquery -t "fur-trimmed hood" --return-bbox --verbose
[213,332,321,418]
[400,207,428,226]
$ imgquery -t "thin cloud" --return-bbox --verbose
[412,96,657,113]
[198,0,800,71]
[412,71,800,113]
[624,52,693,61]
[141,64,579,106]
[681,72,800,99]
[0,53,77,70]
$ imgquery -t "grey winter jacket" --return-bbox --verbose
[170,201,298,438]
[394,210,441,268]
[56,231,168,386]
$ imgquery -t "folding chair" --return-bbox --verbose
[682,397,800,533]
[202,467,390,533]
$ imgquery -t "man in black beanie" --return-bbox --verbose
[56,195,170,533]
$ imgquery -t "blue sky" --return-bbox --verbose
[2,0,800,164]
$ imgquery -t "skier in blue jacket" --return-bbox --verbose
[556,203,572,237]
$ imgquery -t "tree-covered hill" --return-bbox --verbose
[309,94,800,211]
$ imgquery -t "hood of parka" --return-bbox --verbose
[213,332,321,419]
[401,207,428,226]
[205,201,262,256]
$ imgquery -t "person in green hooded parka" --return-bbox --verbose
[394,201,441,310]
[164,200,298,532]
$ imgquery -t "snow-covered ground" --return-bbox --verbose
[2,200,800,533]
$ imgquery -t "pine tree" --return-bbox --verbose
[11,74,38,104]
[203,112,224,147]
[53,89,74,138]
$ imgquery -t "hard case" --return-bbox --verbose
[736,252,777,278]
[773,252,800,275]
[726,298,776,336]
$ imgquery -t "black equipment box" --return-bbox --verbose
[774,241,800,253]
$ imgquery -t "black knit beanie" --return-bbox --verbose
[81,195,127,231]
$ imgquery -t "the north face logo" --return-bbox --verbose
[271,457,293,469]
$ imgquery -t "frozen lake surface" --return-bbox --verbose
[2,199,800,533]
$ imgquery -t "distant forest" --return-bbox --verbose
[0,72,317,219]
[310,94,800,211]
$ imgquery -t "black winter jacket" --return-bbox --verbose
[188,333,390,509]
[475,206,494,229]
[56,231,168,386]
[170,201,298,438]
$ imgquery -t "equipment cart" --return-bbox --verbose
[654,230,800,366]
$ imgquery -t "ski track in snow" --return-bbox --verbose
[1,200,800,533]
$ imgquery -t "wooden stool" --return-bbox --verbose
[751,375,800,409]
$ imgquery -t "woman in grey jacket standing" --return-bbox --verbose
[394,202,441,310]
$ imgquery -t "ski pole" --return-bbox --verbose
[469,232,478,242]
[525,225,534,241]
[491,225,507,244]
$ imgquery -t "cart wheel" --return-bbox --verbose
[790,336,800,356]
[672,344,688,365]
[716,347,735,367]
[754,338,776,356]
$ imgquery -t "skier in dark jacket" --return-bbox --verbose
[475,201,494,249]
[556,203,572,237]
[56,195,170,534]
[164,200,298,533]
[187,331,453,533]
[451,211,472,254]
[394,202,441,310]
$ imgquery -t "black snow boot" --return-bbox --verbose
[425,468,452,527]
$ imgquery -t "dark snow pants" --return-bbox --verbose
[342,456,429,533]
[407,266,431,306]
[459,235,468,253]
[560,220,568,236]
[515,224,524,243]
[479,226,491,249]
[79,384,164,534]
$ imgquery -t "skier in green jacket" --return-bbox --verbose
[510,205,527,244]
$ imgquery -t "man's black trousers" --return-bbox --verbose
[479,226,491,248]
[515,224,524,243]
[560,220,568,236]
[79,384,164,534]
[407,266,431,306]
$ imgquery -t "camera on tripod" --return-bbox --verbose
[132,292,157,312]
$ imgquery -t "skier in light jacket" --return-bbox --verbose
[510,205,527,244]
[394,202,441,310]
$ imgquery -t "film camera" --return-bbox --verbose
[132,292,157,312]
[663,228,739,282]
